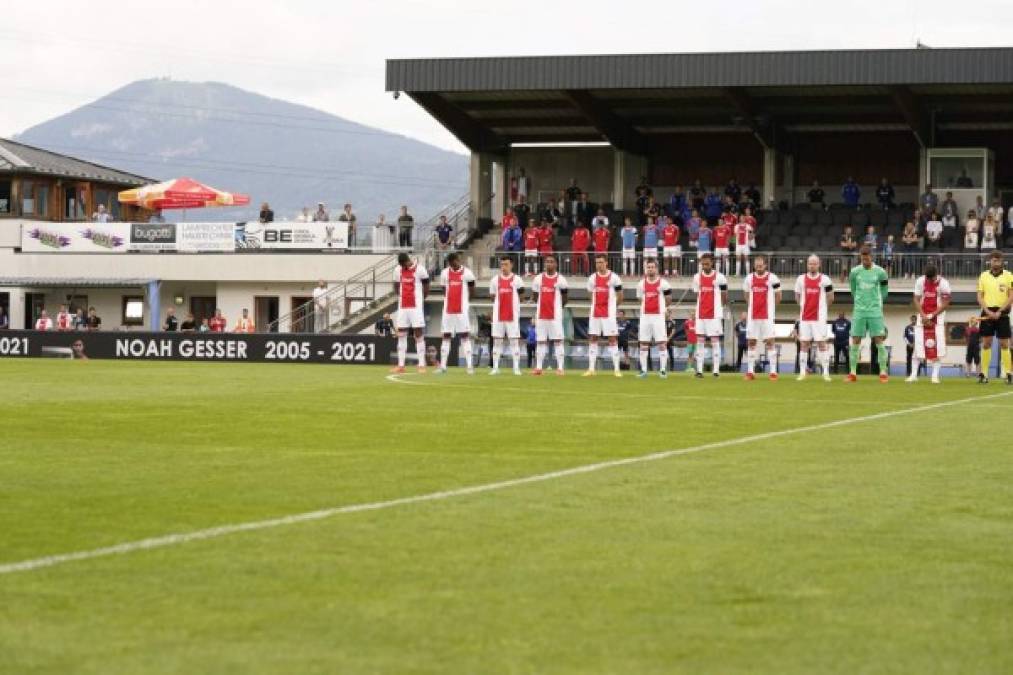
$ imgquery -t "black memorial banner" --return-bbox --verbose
[0,331,458,367]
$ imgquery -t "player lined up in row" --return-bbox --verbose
[390,249,1012,385]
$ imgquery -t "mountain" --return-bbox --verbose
[15,78,468,222]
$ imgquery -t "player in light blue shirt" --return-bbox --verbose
[620,219,638,276]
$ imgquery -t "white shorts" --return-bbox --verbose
[643,248,658,258]
[396,307,425,330]
[715,247,730,257]
[524,249,538,258]
[639,315,667,343]
[735,245,751,256]
[696,318,723,338]
[914,318,947,360]
[440,313,472,336]
[588,316,618,337]
[492,320,520,340]
[663,246,681,256]
[622,248,636,260]
[746,319,775,341]
[798,320,828,342]
[536,319,564,342]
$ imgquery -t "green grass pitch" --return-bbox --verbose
[1,359,1011,674]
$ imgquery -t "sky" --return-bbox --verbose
[2,0,1011,155]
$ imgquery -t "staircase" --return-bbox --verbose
[268,192,492,334]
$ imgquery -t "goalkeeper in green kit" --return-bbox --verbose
[847,245,890,383]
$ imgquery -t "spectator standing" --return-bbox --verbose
[259,203,274,223]
[541,198,562,230]
[724,178,741,204]
[576,193,595,229]
[839,226,857,264]
[92,204,112,222]
[980,216,998,251]
[502,217,523,269]
[689,179,705,211]
[313,203,329,222]
[397,206,414,249]
[209,309,227,333]
[338,204,357,248]
[920,185,938,214]
[703,189,723,226]
[696,220,713,258]
[965,211,980,250]
[925,213,943,251]
[565,179,582,219]
[940,192,959,247]
[55,305,72,331]
[180,313,197,332]
[591,209,609,231]
[668,185,687,218]
[313,280,329,333]
[883,235,895,275]
[234,309,255,333]
[297,207,313,223]
[743,183,761,211]
[34,310,53,331]
[686,210,702,249]
[435,215,453,264]
[71,308,87,330]
[863,225,878,251]
[571,221,591,275]
[86,306,101,331]
[514,167,530,203]
[965,316,981,376]
[643,196,661,226]
[841,177,861,208]
[973,195,986,220]
[375,313,394,337]
[373,214,393,253]
[808,180,826,207]
[956,169,974,188]
[831,312,851,372]
[986,198,1005,227]
[734,312,748,370]
[513,195,531,230]
[525,322,537,368]
[163,307,179,332]
[875,178,895,210]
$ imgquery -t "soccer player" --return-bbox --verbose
[489,256,524,375]
[592,220,611,258]
[392,252,430,374]
[585,254,624,377]
[847,245,890,383]
[908,263,951,384]
[734,213,754,276]
[976,249,1013,384]
[794,254,835,381]
[692,252,729,377]
[571,220,591,276]
[637,259,672,377]
[661,217,681,277]
[742,255,782,380]
[620,218,638,277]
[438,252,477,374]
[522,221,540,277]
[538,218,555,268]
[530,255,569,375]
[714,216,733,275]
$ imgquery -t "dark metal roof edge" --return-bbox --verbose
[386,46,1013,92]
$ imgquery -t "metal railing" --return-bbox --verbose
[480,249,1007,280]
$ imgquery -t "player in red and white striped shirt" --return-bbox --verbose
[55,304,72,331]
[714,216,733,276]
[734,214,754,276]
[392,252,430,373]
[530,255,569,375]
[691,253,729,377]
[743,255,782,380]
[661,219,681,277]
[585,254,624,377]
[636,260,672,377]
[793,255,835,381]
[489,256,525,375]
[438,252,477,374]
[908,263,952,384]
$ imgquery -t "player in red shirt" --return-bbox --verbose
[522,223,540,277]
[713,220,733,275]
[908,263,952,384]
[392,252,431,373]
[571,221,591,276]
[742,255,783,381]
[530,255,569,375]
[501,208,517,231]
[538,218,555,263]
[592,222,611,258]
[661,219,681,277]
[742,207,758,249]
[209,309,227,333]
[691,253,729,377]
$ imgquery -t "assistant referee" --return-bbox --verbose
[976,250,1013,384]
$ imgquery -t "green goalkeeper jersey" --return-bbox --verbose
[849,263,889,317]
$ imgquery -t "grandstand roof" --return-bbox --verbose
[386,47,1013,153]
[0,138,152,186]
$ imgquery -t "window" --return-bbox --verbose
[0,180,11,215]
[93,188,121,219]
[930,156,984,190]
[122,296,144,326]
[21,180,49,217]
[64,184,87,220]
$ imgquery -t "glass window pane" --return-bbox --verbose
[22,180,34,215]
[930,156,983,189]
[36,186,48,217]
[0,180,11,214]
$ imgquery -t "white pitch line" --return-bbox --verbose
[1,390,1009,577]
